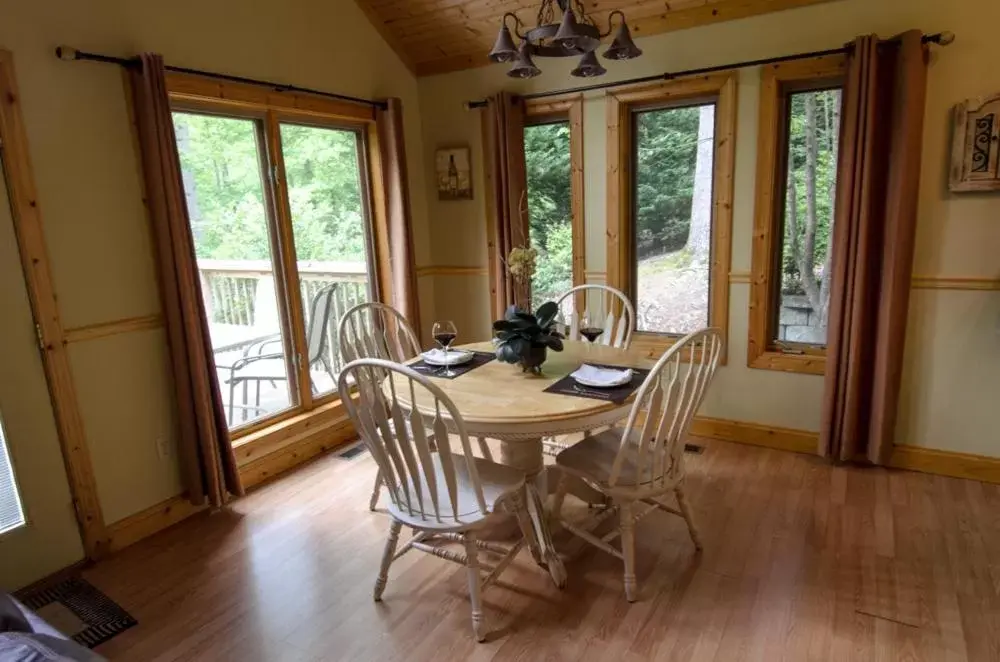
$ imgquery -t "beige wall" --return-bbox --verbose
[417,0,1000,455]
[0,0,431,524]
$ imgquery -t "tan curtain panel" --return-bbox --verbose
[129,54,242,505]
[819,31,929,464]
[375,98,421,337]
[483,92,529,317]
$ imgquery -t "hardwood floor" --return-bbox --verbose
[87,438,1000,661]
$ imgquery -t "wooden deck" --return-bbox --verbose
[86,438,1000,661]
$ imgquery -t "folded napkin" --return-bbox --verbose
[570,363,634,387]
[420,348,472,365]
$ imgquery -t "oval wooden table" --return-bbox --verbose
[395,340,655,588]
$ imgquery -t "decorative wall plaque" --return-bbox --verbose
[950,93,1000,192]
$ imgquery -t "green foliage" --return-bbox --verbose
[524,122,573,308]
[492,302,564,365]
[172,112,369,264]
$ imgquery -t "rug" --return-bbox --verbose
[18,578,136,649]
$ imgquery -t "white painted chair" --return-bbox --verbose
[338,302,423,511]
[554,284,635,350]
[545,284,637,456]
[338,358,538,642]
[550,328,724,602]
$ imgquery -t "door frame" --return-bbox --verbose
[0,49,107,557]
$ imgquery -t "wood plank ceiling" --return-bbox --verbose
[353,0,838,77]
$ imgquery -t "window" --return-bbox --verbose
[169,76,384,439]
[0,414,25,535]
[748,55,846,374]
[607,73,736,358]
[523,96,585,310]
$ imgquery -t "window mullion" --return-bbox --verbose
[263,110,313,411]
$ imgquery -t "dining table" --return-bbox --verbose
[394,339,655,588]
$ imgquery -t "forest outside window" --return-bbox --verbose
[748,55,846,375]
[169,78,383,439]
[606,73,736,359]
[523,96,584,310]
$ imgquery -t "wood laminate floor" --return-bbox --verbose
[87,438,1000,661]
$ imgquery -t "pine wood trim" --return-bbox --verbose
[689,416,817,454]
[888,445,1000,485]
[241,417,356,490]
[233,397,354,464]
[106,494,207,554]
[165,72,375,123]
[748,54,846,376]
[729,271,751,284]
[481,112,501,321]
[415,265,489,277]
[63,314,164,344]
[606,71,737,364]
[911,276,1000,291]
[0,50,109,558]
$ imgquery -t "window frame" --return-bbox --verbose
[166,73,392,447]
[606,73,736,361]
[523,94,585,310]
[747,55,846,375]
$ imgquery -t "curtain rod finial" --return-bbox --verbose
[55,46,79,61]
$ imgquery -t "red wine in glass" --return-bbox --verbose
[433,331,457,347]
[580,327,604,343]
[431,320,458,376]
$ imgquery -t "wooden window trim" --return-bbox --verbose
[524,94,585,307]
[606,73,736,362]
[166,76,391,452]
[747,55,846,375]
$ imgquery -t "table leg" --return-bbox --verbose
[499,438,567,589]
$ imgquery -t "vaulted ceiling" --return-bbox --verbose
[354,0,837,77]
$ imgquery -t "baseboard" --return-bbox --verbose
[106,494,207,554]
[888,445,1000,485]
[240,418,356,491]
[689,416,818,454]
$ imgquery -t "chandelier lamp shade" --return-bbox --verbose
[488,4,642,78]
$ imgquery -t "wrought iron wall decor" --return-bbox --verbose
[488,0,642,79]
[951,93,1000,192]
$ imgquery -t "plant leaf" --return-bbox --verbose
[544,335,564,351]
[535,301,558,328]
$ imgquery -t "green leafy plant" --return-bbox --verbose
[492,301,564,369]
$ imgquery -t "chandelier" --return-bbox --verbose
[488,1,642,79]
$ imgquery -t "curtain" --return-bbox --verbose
[375,98,421,336]
[483,92,529,318]
[819,31,929,464]
[129,54,242,505]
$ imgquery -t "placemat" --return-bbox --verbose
[543,363,651,405]
[410,351,496,380]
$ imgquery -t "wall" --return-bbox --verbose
[0,0,432,526]
[417,0,1000,455]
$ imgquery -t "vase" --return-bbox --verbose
[519,344,547,375]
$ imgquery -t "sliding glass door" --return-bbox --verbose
[171,108,378,434]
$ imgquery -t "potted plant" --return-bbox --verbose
[493,301,564,374]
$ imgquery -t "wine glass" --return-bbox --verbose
[432,320,458,377]
[579,314,603,357]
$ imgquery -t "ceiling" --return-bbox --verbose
[353,0,837,77]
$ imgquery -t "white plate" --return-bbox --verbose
[421,349,474,367]
[571,364,634,388]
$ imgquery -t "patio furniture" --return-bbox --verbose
[549,328,723,602]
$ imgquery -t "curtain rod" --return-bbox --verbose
[464,31,954,109]
[55,46,388,110]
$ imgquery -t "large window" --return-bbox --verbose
[748,55,846,374]
[169,78,381,437]
[523,96,584,310]
[606,74,736,358]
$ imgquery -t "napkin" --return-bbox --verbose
[570,364,634,387]
[420,348,472,365]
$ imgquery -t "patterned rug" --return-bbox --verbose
[18,578,136,649]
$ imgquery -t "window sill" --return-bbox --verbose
[748,350,825,375]
[233,395,356,467]
[631,331,729,366]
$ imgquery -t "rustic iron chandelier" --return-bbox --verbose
[488,1,642,79]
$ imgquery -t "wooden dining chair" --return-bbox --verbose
[338,358,538,642]
[545,284,637,456]
[550,328,724,602]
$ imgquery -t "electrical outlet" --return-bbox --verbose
[155,436,171,459]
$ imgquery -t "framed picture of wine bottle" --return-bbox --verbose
[435,146,473,200]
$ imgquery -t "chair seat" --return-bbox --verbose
[555,428,676,490]
[387,452,525,530]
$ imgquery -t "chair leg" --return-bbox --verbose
[676,486,702,551]
[374,519,402,601]
[551,472,570,527]
[476,437,494,462]
[369,471,384,511]
[463,532,486,642]
[619,501,637,602]
[227,380,236,426]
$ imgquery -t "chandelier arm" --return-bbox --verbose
[601,9,626,38]
[504,12,527,41]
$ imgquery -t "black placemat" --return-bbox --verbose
[409,351,496,379]
[543,363,651,404]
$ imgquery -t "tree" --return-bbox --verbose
[686,105,715,265]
